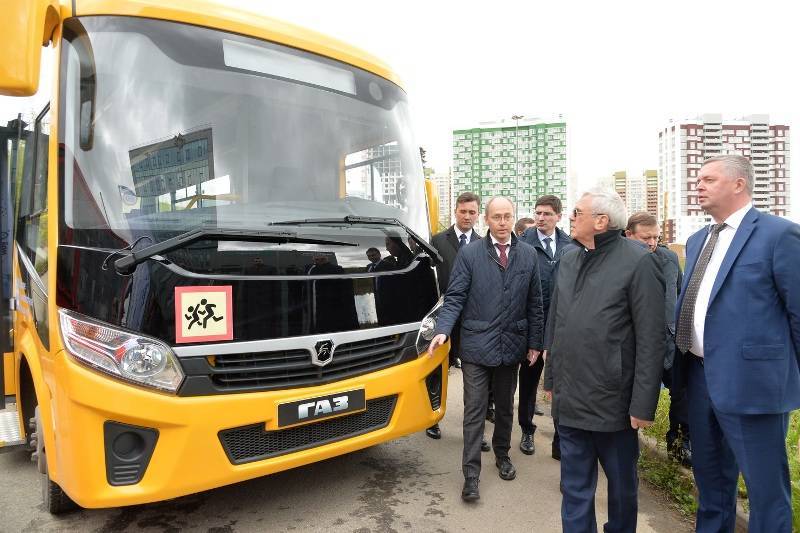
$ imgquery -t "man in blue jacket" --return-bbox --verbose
[428,196,544,502]
[519,195,574,457]
[674,154,800,533]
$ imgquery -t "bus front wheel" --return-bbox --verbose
[32,406,78,514]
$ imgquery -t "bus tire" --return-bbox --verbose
[34,407,78,514]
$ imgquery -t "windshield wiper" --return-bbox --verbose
[271,216,443,265]
[113,226,357,275]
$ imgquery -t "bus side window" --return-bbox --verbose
[16,103,50,349]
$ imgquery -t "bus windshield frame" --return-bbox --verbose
[57,16,428,252]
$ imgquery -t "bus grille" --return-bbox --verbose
[218,396,397,464]
[203,332,417,392]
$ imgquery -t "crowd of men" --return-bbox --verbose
[424,154,800,533]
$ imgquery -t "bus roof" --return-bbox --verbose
[69,0,404,88]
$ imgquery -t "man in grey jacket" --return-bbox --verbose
[543,189,665,533]
[428,196,544,502]
[625,212,690,467]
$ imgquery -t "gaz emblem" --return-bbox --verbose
[312,340,335,367]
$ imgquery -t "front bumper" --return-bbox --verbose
[49,343,448,508]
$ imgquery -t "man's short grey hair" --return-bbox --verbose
[485,196,515,214]
[702,154,754,194]
[581,188,628,230]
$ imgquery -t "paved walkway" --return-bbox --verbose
[0,367,693,532]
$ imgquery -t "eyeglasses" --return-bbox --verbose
[571,208,607,218]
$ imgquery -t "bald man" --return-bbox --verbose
[428,196,544,502]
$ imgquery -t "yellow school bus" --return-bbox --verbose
[0,0,447,513]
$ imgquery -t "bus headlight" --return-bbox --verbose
[416,297,444,355]
[58,309,184,393]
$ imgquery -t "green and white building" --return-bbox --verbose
[452,117,567,225]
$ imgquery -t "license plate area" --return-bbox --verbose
[277,389,366,427]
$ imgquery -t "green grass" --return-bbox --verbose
[639,390,697,517]
[639,390,800,529]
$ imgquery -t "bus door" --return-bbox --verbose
[0,116,27,447]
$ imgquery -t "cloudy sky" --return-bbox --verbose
[2,0,798,217]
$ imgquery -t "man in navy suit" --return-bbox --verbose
[674,154,800,533]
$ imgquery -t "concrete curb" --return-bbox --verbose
[638,433,749,532]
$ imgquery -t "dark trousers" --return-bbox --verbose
[461,362,517,478]
[687,355,792,533]
[518,355,544,433]
[448,327,462,366]
[558,424,639,533]
[662,366,689,447]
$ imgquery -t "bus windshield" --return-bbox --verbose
[58,16,428,250]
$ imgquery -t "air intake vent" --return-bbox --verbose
[219,396,396,464]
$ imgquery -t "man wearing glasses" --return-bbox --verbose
[543,189,664,532]
[428,197,544,502]
[519,195,574,458]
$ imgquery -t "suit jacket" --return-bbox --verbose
[674,207,800,414]
[519,226,574,317]
[431,225,481,295]
[654,245,682,370]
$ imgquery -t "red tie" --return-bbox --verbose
[496,243,508,269]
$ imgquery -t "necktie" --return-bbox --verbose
[459,233,467,249]
[675,223,727,353]
[543,236,553,258]
[495,243,509,269]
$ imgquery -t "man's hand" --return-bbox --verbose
[630,416,653,429]
[526,348,541,366]
[427,334,448,356]
[544,389,552,402]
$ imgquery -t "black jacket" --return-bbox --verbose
[654,245,682,370]
[431,225,481,294]
[543,231,665,432]
[434,232,544,366]
[519,226,575,317]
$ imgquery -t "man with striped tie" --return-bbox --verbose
[428,196,544,502]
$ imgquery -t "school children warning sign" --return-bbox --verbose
[174,285,233,343]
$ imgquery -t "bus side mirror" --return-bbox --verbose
[0,0,61,96]
[424,178,439,235]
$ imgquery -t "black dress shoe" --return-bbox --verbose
[461,477,480,501]
[519,433,535,455]
[481,438,490,452]
[668,440,692,468]
[534,407,544,416]
[551,443,561,461]
[425,424,441,440]
[485,407,495,424]
[495,457,516,480]
[453,358,462,369]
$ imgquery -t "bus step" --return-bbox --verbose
[0,403,25,449]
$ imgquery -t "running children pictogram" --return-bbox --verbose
[175,286,233,343]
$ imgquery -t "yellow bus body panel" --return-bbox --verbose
[2,353,13,395]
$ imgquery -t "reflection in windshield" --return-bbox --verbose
[58,16,428,257]
[128,128,222,214]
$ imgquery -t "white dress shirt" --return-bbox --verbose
[690,203,753,357]
[454,227,474,244]
[537,229,556,255]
